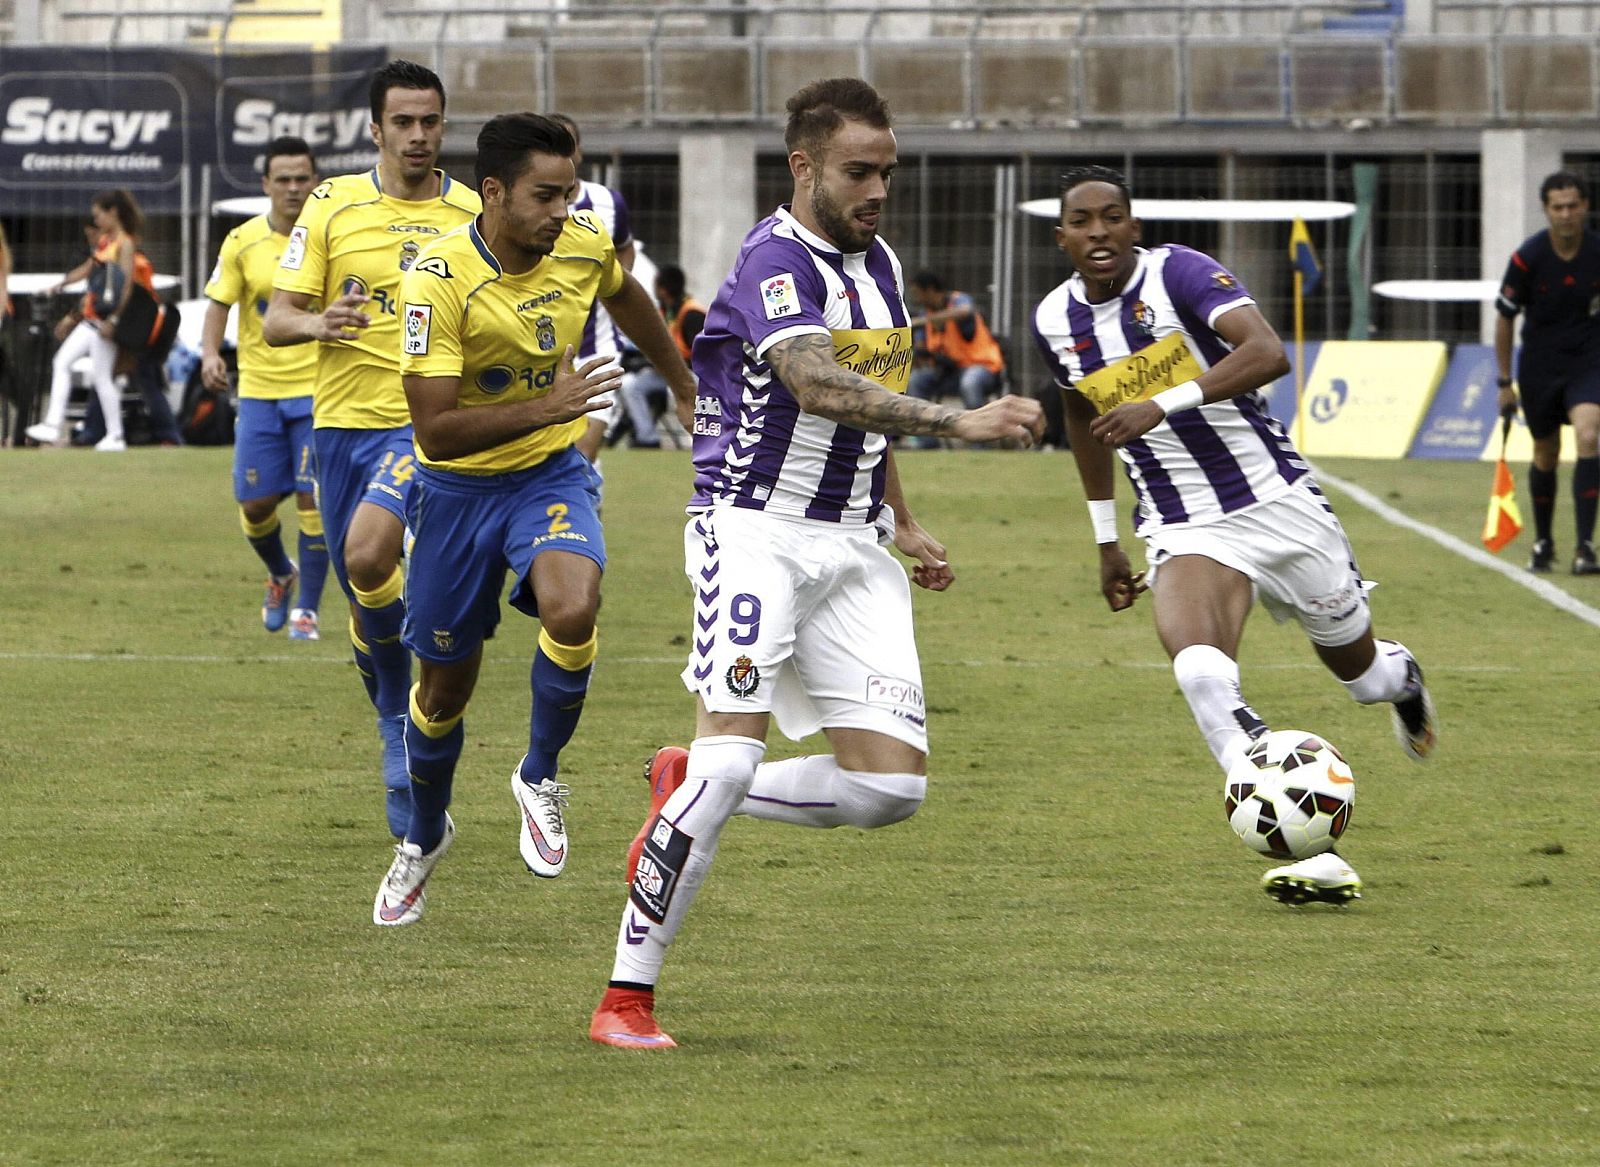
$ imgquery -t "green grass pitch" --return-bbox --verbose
[1,446,1596,1165]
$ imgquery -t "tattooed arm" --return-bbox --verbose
[766,332,961,437]
[766,332,1043,445]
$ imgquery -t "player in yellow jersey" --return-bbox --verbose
[263,60,481,838]
[371,112,696,927]
[201,136,328,641]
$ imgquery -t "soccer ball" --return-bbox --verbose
[1225,730,1354,860]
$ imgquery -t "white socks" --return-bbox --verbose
[738,755,925,828]
[608,737,927,987]
[609,735,763,987]
[1172,644,1264,773]
[1341,639,1415,705]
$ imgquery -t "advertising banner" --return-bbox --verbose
[1289,340,1447,459]
[0,46,385,210]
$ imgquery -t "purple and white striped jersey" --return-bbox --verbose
[571,179,634,360]
[689,206,913,525]
[1032,244,1307,537]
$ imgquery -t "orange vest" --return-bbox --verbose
[83,231,153,319]
[668,297,705,362]
[926,292,1004,374]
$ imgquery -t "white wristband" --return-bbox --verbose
[1087,498,1118,544]
[1151,380,1204,416]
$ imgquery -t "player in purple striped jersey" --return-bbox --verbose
[1035,165,1437,905]
[590,78,1042,1049]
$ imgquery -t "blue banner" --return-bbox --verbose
[1407,343,1504,460]
[0,46,385,210]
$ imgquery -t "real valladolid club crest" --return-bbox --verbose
[536,314,557,352]
[1130,300,1155,336]
[725,655,760,698]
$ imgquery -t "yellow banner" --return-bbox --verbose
[1073,331,1204,416]
[833,327,914,394]
[1295,341,1446,459]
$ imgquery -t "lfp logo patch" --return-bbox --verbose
[404,303,431,355]
[761,273,800,320]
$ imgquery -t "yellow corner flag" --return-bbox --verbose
[1288,218,1322,295]
[1482,412,1523,553]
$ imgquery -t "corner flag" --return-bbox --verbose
[1289,218,1322,295]
[1482,411,1523,553]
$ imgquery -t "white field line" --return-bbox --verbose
[1313,465,1600,632]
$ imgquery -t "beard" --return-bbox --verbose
[810,184,876,253]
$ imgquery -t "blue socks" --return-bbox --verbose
[521,629,597,784]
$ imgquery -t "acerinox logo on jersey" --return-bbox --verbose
[761,273,800,320]
[725,655,761,698]
[404,303,431,355]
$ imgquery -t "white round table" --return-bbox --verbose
[1019,198,1357,222]
[1373,279,1499,302]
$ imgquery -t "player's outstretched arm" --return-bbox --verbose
[405,347,621,463]
[262,289,372,347]
[604,273,697,426]
[1090,304,1289,448]
[767,333,1043,445]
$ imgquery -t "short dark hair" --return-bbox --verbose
[263,135,316,175]
[910,270,945,292]
[1060,164,1133,210]
[1541,170,1588,205]
[369,58,446,122]
[547,112,581,147]
[655,263,687,300]
[92,188,143,238]
[474,112,576,192]
[784,77,892,159]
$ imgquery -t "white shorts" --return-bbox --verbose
[1144,481,1373,647]
[679,505,928,752]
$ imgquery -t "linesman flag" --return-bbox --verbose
[1482,411,1523,553]
[1289,218,1322,295]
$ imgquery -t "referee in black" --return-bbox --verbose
[1495,170,1600,575]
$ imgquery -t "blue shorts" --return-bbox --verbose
[403,445,606,663]
[234,396,315,502]
[312,426,418,597]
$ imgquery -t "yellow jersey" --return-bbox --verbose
[204,215,317,401]
[273,168,481,429]
[399,210,625,475]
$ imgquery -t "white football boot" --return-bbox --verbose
[372,813,455,926]
[1262,851,1362,905]
[511,761,569,878]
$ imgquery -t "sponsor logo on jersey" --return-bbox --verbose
[414,256,452,279]
[386,224,442,235]
[866,674,925,724]
[1073,330,1204,416]
[403,303,431,355]
[832,327,913,393]
[516,290,562,312]
[281,225,308,271]
[725,655,761,697]
[761,273,800,320]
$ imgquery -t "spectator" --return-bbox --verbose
[906,269,1006,415]
[619,263,702,448]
